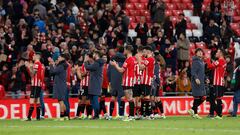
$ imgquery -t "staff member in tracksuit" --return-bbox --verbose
[84,51,104,119]
[107,47,126,119]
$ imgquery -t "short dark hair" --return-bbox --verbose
[218,48,226,56]
[195,48,203,54]
[144,46,153,52]
[125,45,133,53]
[137,45,144,52]
[94,50,102,58]
[118,46,124,53]
[63,53,71,61]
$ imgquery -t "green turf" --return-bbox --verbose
[0,116,239,135]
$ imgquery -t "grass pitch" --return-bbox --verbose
[0,116,239,135]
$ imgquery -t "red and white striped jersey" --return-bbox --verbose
[142,57,155,86]
[122,56,136,87]
[80,64,89,87]
[206,58,226,86]
[31,61,44,87]
[134,56,145,85]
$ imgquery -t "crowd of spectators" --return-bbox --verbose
[0,0,239,98]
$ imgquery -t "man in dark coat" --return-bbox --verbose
[84,51,105,119]
[192,0,203,16]
[188,48,206,119]
[107,47,126,119]
[49,54,68,121]
[175,14,187,38]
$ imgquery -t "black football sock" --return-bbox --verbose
[60,112,65,118]
[145,100,151,116]
[192,98,201,114]
[110,101,115,116]
[216,99,223,117]
[76,104,81,117]
[152,102,157,115]
[86,104,93,116]
[129,100,135,117]
[100,100,107,114]
[119,101,125,116]
[36,104,41,120]
[157,101,164,114]
[27,104,34,119]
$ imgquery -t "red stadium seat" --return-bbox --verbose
[165,10,173,16]
[203,0,211,4]
[163,0,171,2]
[146,16,151,23]
[140,10,150,16]
[139,0,148,3]
[166,3,177,10]
[236,29,240,37]
[129,0,139,3]
[130,23,137,29]
[126,3,134,10]
[172,10,183,16]
[134,3,145,10]
[186,3,193,10]
[129,10,140,16]
[182,0,191,3]
[230,23,239,30]
[176,3,188,10]
[189,43,196,55]
[233,16,240,23]
[187,23,198,29]
[135,16,141,22]
[129,16,136,23]
[125,10,130,16]
[195,42,207,49]
[171,0,181,3]
[112,0,117,3]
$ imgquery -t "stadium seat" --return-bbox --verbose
[172,10,183,16]
[192,29,203,38]
[233,16,240,23]
[126,3,134,10]
[129,16,136,23]
[134,3,145,10]
[166,3,177,10]
[236,29,240,37]
[195,42,207,49]
[183,10,193,17]
[181,0,191,3]
[140,10,150,16]
[163,0,171,2]
[128,29,137,37]
[186,3,193,10]
[230,23,239,30]
[129,10,140,16]
[165,10,173,16]
[189,43,196,55]
[171,0,181,3]
[190,16,201,29]
[186,29,193,37]
[203,0,211,4]
[146,16,151,23]
[176,3,188,10]
[135,16,141,23]
[129,0,139,3]
[139,0,148,3]
[130,23,137,29]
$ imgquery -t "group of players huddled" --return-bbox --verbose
[24,45,167,121]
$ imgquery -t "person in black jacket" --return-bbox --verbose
[230,60,240,117]
[192,0,203,16]
[84,51,105,119]
[175,14,187,39]
[135,17,148,45]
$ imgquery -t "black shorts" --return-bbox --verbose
[123,86,133,91]
[30,86,41,98]
[214,86,225,98]
[79,86,89,99]
[133,85,142,97]
[102,88,109,97]
[110,87,124,98]
[141,85,151,96]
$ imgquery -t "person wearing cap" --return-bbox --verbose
[188,48,206,119]
[175,13,187,38]
[48,54,68,121]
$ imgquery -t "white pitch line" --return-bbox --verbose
[3,125,240,133]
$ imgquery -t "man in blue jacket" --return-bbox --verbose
[84,51,104,119]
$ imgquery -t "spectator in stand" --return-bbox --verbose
[150,0,165,24]
[225,55,234,92]
[175,14,187,39]
[204,19,220,44]
[135,17,148,45]
[201,6,212,32]
[0,64,11,92]
[220,20,233,49]
[209,36,221,59]
[211,6,221,25]
[177,33,190,70]
[163,16,173,40]
[192,0,203,16]
[176,69,191,96]
[210,0,221,13]
[117,0,126,9]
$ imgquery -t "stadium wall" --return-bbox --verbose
[0,96,239,119]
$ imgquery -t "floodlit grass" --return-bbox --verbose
[0,116,239,135]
